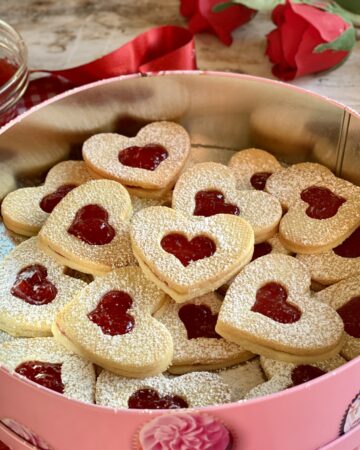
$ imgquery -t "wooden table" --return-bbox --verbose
[1,0,360,112]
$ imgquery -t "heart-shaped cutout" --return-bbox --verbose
[118,144,168,171]
[38,180,135,276]
[251,282,301,324]
[266,163,360,254]
[290,364,325,386]
[82,122,190,198]
[160,233,216,267]
[68,204,116,246]
[88,290,134,336]
[1,161,93,236]
[300,186,346,220]
[128,388,188,409]
[52,267,173,377]
[178,303,220,339]
[217,254,344,363]
[0,237,86,337]
[96,370,231,408]
[315,275,360,361]
[11,264,58,306]
[155,293,253,374]
[15,360,64,393]
[172,162,282,243]
[228,148,283,191]
[131,206,254,303]
[0,338,96,401]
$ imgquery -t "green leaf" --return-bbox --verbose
[213,0,284,12]
[314,26,356,53]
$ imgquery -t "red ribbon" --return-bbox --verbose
[32,25,196,86]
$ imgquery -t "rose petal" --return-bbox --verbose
[281,7,308,68]
[180,0,197,17]
[266,29,286,65]
[271,4,286,27]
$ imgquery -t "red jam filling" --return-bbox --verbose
[40,184,77,213]
[0,59,17,86]
[334,226,360,258]
[128,388,188,409]
[300,186,346,220]
[290,364,326,386]
[88,290,135,336]
[250,172,272,191]
[251,242,273,262]
[251,282,301,324]
[194,190,240,217]
[178,304,221,339]
[160,233,216,267]
[68,204,115,245]
[337,296,360,338]
[15,361,64,394]
[118,144,168,171]
[10,264,57,305]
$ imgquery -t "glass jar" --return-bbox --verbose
[0,19,29,126]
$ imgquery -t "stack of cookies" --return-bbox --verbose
[0,121,359,409]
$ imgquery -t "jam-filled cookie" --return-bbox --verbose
[216,254,344,363]
[95,371,231,409]
[38,179,136,275]
[52,267,173,378]
[315,275,360,360]
[0,237,86,337]
[228,148,283,191]
[266,163,360,254]
[172,162,282,243]
[245,354,345,399]
[297,226,360,285]
[130,206,254,302]
[82,122,191,198]
[0,337,96,402]
[0,330,16,344]
[154,292,253,374]
[1,161,93,237]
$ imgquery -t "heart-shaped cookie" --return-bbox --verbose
[228,148,283,191]
[95,370,231,409]
[130,206,254,302]
[297,226,360,285]
[315,275,360,361]
[245,354,345,399]
[0,237,86,337]
[216,254,344,363]
[172,162,282,243]
[0,337,96,402]
[82,122,191,198]
[1,161,93,237]
[38,179,136,275]
[52,267,173,378]
[0,330,16,344]
[154,292,253,374]
[266,163,360,254]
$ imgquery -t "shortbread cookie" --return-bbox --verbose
[315,276,360,360]
[218,358,266,401]
[0,330,16,344]
[95,371,231,409]
[266,163,360,254]
[297,226,360,285]
[52,267,173,378]
[130,206,254,302]
[0,164,16,201]
[38,179,136,275]
[155,292,253,374]
[0,337,95,402]
[172,162,282,243]
[216,254,344,363]
[83,122,191,198]
[0,237,86,337]
[131,195,169,214]
[245,354,345,399]
[228,148,283,191]
[1,161,93,237]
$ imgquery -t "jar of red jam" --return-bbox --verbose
[0,19,28,127]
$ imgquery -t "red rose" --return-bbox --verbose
[266,0,356,81]
[180,0,256,46]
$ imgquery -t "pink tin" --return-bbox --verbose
[0,71,359,450]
